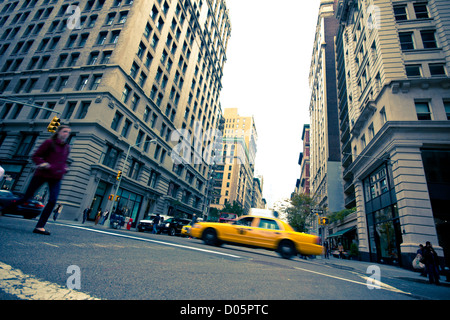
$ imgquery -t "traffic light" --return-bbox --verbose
[47,116,61,133]
[116,170,122,180]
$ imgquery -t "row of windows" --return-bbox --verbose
[355,99,450,153]
[0,99,90,122]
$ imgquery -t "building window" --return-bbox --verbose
[413,3,429,19]
[429,63,446,76]
[15,134,37,156]
[111,111,123,131]
[393,5,407,21]
[399,32,414,50]
[121,119,131,137]
[102,145,120,169]
[121,84,131,103]
[405,64,421,77]
[77,101,90,119]
[444,100,450,120]
[420,30,437,49]
[90,74,102,90]
[415,101,432,120]
[76,75,89,90]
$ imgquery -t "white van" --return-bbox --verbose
[248,208,279,218]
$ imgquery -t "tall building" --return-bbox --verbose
[0,0,231,226]
[210,108,257,213]
[296,124,310,195]
[309,0,345,213]
[335,0,450,267]
[251,175,264,209]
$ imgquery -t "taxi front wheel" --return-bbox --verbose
[278,240,296,259]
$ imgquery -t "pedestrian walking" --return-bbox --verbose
[82,207,90,223]
[95,208,102,225]
[100,210,109,225]
[324,240,330,259]
[338,243,345,259]
[412,244,427,276]
[152,213,161,234]
[5,125,71,235]
[422,241,440,285]
[52,204,62,221]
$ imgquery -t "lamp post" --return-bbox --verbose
[104,138,157,227]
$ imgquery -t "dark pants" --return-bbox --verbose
[18,175,61,229]
[425,263,440,284]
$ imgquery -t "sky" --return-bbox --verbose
[220,0,321,207]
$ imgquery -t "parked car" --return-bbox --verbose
[0,190,45,219]
[218,212,237,223]
[137,214,169,232]
[159,217,191,236]
[190,215,323,259]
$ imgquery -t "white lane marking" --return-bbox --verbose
[0,261,100,300]
[56,223,243,259]
[294,266,411,295]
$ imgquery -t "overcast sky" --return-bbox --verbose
[220,0,321,207]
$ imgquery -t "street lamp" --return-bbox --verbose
[104,138,157,227]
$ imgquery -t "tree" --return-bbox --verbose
[220,201,245,216]
[283,193,316,232]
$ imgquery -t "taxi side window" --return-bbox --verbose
[258,218,280,230]
[236,217,253,226]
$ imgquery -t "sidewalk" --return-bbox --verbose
[311,255,450,288]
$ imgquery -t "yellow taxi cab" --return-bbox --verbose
[181,224,191,237]
[190,215,323,259]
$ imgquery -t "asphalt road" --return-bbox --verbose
[1,215,449,307]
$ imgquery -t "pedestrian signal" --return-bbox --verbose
[47,116,61,133]
[115,195,120,202]
[319,217,329,225]
[108,194,113,200]
[116,170,122,180]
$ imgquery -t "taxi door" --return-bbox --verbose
[221,216,256,245]
[250,218,284,249]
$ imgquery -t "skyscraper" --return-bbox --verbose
[309,0,345,214]
[0,0,231,225]
[210,108,257,213]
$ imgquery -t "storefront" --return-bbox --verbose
[115,188,143,227]
[363,163,403,265]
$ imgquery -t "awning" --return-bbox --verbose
[327,226,356,238]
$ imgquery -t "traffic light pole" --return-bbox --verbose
[104,139,157,227]
[0,97,61,115]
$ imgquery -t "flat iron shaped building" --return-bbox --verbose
[0,0,231,225]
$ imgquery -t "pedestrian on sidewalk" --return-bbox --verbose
[100,210,109,225]
[95,208,102,225]
[82,207,90,223]
[152,213,161,234]
[6,125,71,235]
[324,240,330,259]
[423,241,440,285]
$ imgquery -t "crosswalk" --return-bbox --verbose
[0,261,99,300]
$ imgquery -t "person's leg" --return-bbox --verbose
[35,180,61,230]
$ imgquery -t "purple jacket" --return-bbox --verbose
[32,138,70,180]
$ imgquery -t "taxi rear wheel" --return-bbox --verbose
[278,240,296,259]
[202,228,219,246]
